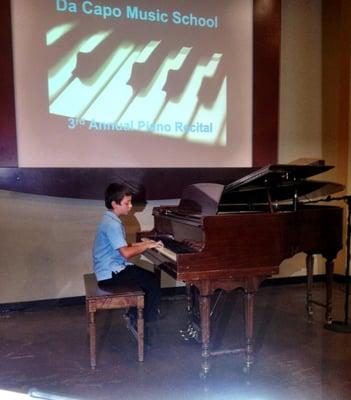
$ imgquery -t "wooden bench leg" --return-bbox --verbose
[84,273,145,367]
[137,306,144,362]
[88,310,96,369]
[85,300,90,336]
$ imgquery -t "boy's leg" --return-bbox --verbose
[114,265,161,322]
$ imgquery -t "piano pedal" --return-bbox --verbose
[179,323,201,343]
[179,322,192,334]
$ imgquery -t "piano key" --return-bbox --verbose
[46,22,76,46]
[186,76,226,145]
[48,30,112,102]
[140,236,176,262]
[118,46,191,125]
[49,38,136,117]
[162,47,213,101]
[154,53,223,138]
[72,31,136,81]
[152,236,196,254]
[196,56,226,107]
[184,56,227,145]
[141,236,195,262]
[49,30,224,144]
[126,41,182,94]
[82,40,161,122]
[151,246,177,263]
[47,22,101,71]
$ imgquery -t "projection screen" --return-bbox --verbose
[11,0,253,168]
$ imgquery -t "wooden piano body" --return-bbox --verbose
[137,163,344,375]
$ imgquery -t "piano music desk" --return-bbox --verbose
[84,273,144,369]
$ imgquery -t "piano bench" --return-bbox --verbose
[83,273,145,369]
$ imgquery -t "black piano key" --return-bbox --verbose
[47,23,99,71]
[162,48,212,101]
[152,236,195,254]
[126,41,182,95]
[71,31,133,82]
[196,55,226,107]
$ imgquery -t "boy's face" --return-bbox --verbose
[112,195,132,216]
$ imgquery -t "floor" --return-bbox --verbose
[1,282,351,400]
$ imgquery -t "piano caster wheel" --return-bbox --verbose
[199,370,208,380]
[242,365,250,374]
[199,360,210,379]
[307,306,314,323]
[242,359,253,374]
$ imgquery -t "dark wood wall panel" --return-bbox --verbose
[0,167,254,201]
[0,0,17,166]
[253,0,281,167]
[0,0,281,200]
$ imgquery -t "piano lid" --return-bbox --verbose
[175,164,344,216]
[221,164,343,205]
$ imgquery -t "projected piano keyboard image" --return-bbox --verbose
[47,25,226,145]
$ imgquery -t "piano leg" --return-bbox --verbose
[306,254,335,325]
[306,254,314,322]
[185,284,194,332]
[325,258,334,325]
[244,291,255,373]
[199,293,211,377]
[179,285,201,342]
[154,266,162,318]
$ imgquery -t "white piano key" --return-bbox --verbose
[186,77,227,145]
[48,30,112,102]
[155,53,223,139]
[82,41,161,123]
[118,46,191,126]
[46,22,77,46]
[49,37,134,117]
[140,237,177,262]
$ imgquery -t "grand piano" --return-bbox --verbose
[136,163,344,375]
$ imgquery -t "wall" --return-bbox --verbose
[0,190,179,303]
[279,0,351,277]
[277,0,323,277]
[279,0,322,162]
[321,0,351,274]
[0,190,100,302]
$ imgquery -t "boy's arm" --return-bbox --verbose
[118,239,163,259]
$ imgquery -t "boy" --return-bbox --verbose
[93,182,163,325]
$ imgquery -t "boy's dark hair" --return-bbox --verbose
[104,183,133,209]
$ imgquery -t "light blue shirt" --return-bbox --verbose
[93,211,129,281]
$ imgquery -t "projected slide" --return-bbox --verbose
[11,0,252,167]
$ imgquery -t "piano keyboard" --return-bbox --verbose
[141,236,195,262]
[47,23,226,144]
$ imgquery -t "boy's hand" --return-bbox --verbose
[146,239,164,249]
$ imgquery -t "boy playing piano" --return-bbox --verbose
[93,182,163,327]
